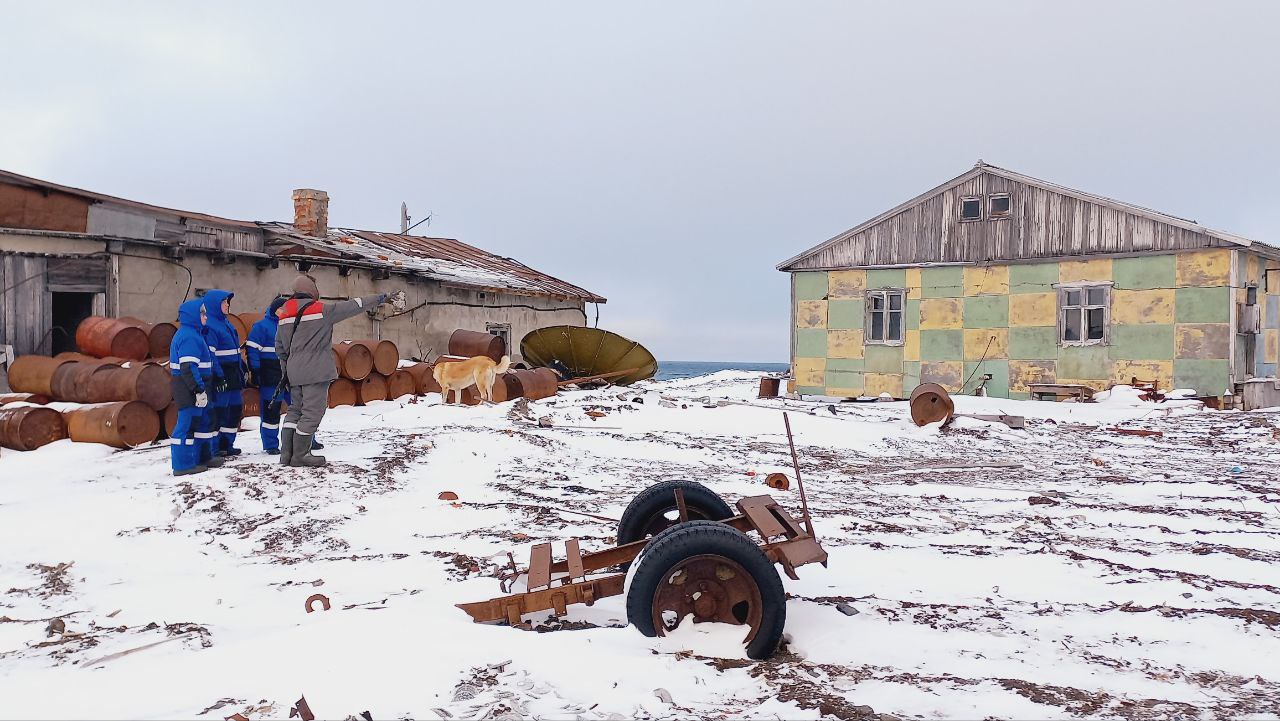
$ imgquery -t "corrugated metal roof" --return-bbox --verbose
[261,222,606,303]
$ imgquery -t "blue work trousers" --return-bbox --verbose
[169,405,203,473]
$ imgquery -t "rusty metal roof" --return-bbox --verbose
[261,222,606,303]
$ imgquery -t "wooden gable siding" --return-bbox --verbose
[0,183,90,233]
[790,172,1235,270]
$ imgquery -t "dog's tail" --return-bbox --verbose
[495,355,511,374]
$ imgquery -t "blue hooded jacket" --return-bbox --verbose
[203,289,244,391]
[170,298,213,406]
[246,298,286,390]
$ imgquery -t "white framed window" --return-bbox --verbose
[866,289,906,345]
[960,196,982,221]
[989,193,1011,218]
[1058,284,1110,346]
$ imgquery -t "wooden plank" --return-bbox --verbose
[565,538,584,582]
[527,542,552,590]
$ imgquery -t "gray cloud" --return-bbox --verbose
[3,1,1278,361]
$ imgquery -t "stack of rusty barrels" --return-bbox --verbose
[5,354,163,450]
[394,329,559,407]
[330,339,405,407]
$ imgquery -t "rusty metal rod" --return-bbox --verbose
[783,412,815,541]
[555,367,642,387]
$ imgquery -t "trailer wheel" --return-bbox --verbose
[617,480,734,552]
[626,521,786,659]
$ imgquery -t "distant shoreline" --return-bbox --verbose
[655,360,788,381]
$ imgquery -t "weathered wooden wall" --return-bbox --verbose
[787,171,1241,270]
[0,254,52,356]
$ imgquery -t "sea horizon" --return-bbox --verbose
[655,359,788,381]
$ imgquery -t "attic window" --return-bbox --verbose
[960,197,982,221]
[989,193,1011,218]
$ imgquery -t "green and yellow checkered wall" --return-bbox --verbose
[792,249,1278,399]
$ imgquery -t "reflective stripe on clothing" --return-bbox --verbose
[213,348,241,357]
[261,422,280,430]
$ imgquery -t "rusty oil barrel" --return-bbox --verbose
[6,355,75,396]
[59,400,160,449]
[226,313,249,345]
[0,405,68,451]
[163,404,178,437]
[75,317,150,361]
[358,374,389,405]
[0,392,53,406]
[403,362,438,395]
[510,368,559,400]
[386,370,417,399]
[908,383,955,427]
[241,387,261,420]
[51,361,117,403]
[488,373,523,403]
[448,329,505,362]
[758,376,781,398]
[148,322,177,359]
[94,363,172,410]
[328,378,359,408]
[118,317,154,335]
[333,342,374,380]
[357,340,399,376]
[237,312,261,334]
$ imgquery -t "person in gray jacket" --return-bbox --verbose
[275,274,391,467]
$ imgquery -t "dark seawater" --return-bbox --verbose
[656,360,789,381]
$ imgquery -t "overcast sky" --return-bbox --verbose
[3,2,1278,361]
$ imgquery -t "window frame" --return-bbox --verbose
[988,192,1012,219]
[1056,282,1112,347]
[486,322,512,353]
[865,288,907,346]
[959,195,983,222]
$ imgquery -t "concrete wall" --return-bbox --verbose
[115,247,588,362]
[789,248,1271,400]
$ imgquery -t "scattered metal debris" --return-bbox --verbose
[304,594,331,613]
[438,491,460,501]
[757,473,788,491]
[289,696,315,721]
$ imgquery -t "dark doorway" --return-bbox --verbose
[51,292,95,355]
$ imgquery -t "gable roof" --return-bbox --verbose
[261,222,605,303]
[778,161,1272,271]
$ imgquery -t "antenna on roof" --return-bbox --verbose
[400,204,434,235]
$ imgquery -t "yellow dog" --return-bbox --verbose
[434,355,512,404]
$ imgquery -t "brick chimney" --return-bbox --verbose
[292,188,329,237]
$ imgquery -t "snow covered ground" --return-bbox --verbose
[1,372,1278,720]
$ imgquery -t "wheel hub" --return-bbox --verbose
[651,554,764,641]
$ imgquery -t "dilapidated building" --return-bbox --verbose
[0,169,604,386]
[778,162,1280,400]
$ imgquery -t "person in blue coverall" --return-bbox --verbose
[168,299,219,475]
[202,290,246,457]
[245,296,320,454]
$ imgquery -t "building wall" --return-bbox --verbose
[114,247,587,362]
[1240,250,1280,379]
[791,248,1249,399]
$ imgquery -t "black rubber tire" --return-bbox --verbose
[617,480,734,549]
[626,521,787,660]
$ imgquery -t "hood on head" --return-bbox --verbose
[292,274,319,299]
[266,295,288,320]
[178,298,206,328]
[203,289,233,319]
